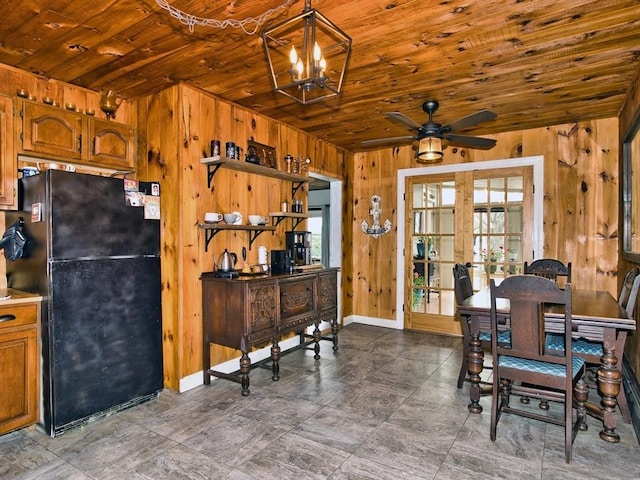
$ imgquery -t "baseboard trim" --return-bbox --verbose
[345,314,403,329]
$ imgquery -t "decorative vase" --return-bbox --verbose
[486,260,497,274]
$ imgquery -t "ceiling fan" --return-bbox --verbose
[363,100,497,163]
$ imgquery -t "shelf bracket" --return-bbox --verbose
[203,228,221,252]
[292,181,305,197]
[270,215,286,228]
[248,230,268,249]
[206,163,224,188]
[291,217,305,230]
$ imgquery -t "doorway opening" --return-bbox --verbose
[308,172,342,319]
[395,156,544,330]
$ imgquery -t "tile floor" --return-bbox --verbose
[2,323,640,479]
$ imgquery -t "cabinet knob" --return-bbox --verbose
[0,314,16,323]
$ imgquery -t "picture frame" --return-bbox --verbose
[247,140,277,169]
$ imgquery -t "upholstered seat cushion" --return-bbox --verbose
[499,355,585,377]
[545,333,603,356]
[478,329,512,345]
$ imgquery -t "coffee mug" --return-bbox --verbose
[248,215,265,226]
[223,212,243,225]
[204,212,223,223]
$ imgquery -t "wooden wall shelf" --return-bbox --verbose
[269,212,309,230]
[198,223,276,251]
[201,157,307,196]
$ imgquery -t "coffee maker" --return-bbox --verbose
[286,231,311,266]
[270,250,292,274]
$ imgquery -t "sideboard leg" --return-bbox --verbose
[331,317,339,351]
[271,340,281,381]
[239,351,251,396]
[313,321,322,360]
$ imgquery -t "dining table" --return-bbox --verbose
[457,286,636,443]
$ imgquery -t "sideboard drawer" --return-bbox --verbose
[279,278,315,320]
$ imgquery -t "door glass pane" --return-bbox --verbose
[409,178,454,315]
[473,173,525,290]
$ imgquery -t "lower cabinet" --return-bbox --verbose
[0,298,41,435]
[201,268,339,395]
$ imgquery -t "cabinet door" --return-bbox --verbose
[87,118,134,169]
[20,101,82,159]
[279,276,316,334]
[248,282,278,343]
[0,327,38,434]
[0,95,16,209]
[318,270,337,316]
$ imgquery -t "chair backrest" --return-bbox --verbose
[523,259,571,284]
[453,263,473,305]
[490,275,572,367]
[619,267,640,318]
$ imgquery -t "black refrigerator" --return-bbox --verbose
[6,169,163,437]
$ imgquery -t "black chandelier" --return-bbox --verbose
[262,0,352,104]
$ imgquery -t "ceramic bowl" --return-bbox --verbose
[248,215,264,225]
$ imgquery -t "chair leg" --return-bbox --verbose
[457,353,468,389]
[491,378,510,441]
[457,317,471,389]
[575,379,589,432]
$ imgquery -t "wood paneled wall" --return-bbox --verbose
[135,84,350,390]
[0,63,631,391]
[351,118,620,326]
[618,65,640,376]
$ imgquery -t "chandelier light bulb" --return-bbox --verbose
[313,42,322,62]
[296,59,304,79]
[289,46,298,66]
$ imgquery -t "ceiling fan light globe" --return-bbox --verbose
[417,137,443,163]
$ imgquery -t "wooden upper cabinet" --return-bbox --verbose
[87,117,134,169]
[18,100,135,170]
[0,94,16,209]
[20,101,83,160]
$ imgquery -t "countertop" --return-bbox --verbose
[0,289,43,306]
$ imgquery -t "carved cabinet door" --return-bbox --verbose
[248,282,277,344]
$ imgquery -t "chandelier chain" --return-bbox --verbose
[155,0,297,35]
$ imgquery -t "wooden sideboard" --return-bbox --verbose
[201,268,339,395]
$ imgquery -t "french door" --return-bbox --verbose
[405,166,533,334]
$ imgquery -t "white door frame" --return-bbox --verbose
[309,172,343,322]
[394,156,544,329]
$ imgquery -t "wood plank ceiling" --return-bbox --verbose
[0,0,639,153]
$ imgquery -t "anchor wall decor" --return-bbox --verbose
[361,194,392,238]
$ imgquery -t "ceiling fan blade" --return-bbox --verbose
[385,112,423,131]
[361,135,417,147]
[445,134,496,149]
[442,110,497,133]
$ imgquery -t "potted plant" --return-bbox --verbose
[480,246,504,273]
[413,271,426,306]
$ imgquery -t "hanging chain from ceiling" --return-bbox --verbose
[155,0,297,35]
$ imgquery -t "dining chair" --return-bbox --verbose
[546,267,640,422]
[454,263,476,388]
[453,263,510,388]
[523,258,572,284]
[489,275,588,463]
